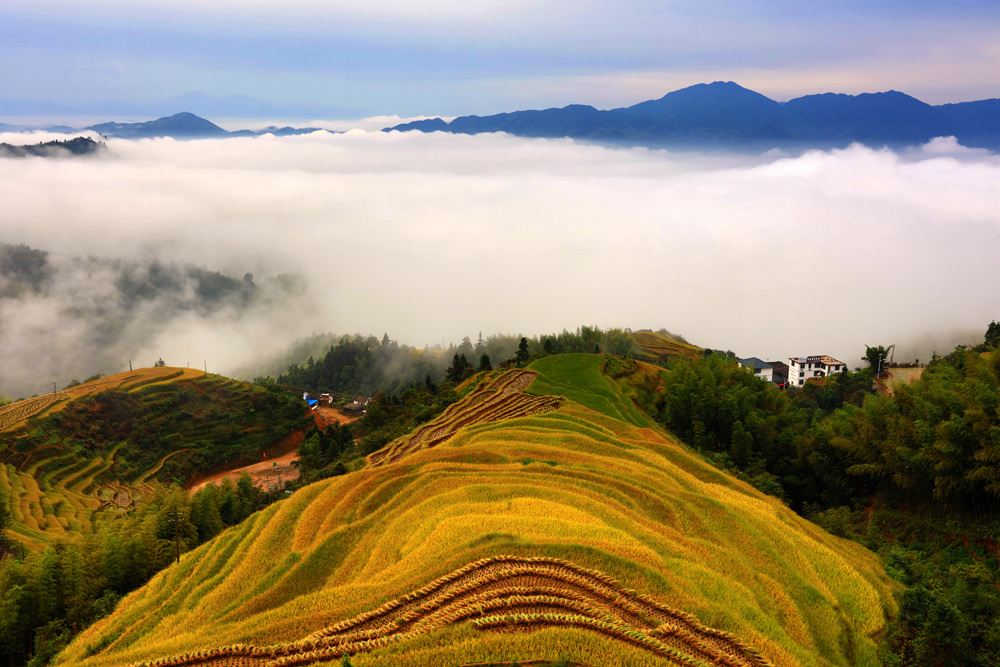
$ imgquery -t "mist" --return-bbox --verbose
[1,128,997,396]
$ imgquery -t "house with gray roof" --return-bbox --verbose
[738,357,774,383]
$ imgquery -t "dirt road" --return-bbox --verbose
[187,407,359,493]
[189,451,300,493]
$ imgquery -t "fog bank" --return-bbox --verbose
[1,130,997,395]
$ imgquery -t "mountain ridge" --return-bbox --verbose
[389,81,1000,149]
[4,81,997,148]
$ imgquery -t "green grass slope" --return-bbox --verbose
[0,368,307,550]
[55,356,896,667]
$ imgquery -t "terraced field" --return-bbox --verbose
[368,370,564,467]
[631,331,703,363]
[57,355,897,667]
[0,367,303,550]
[0,367,204,433]
[124,556,771,667]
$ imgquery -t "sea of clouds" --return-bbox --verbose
[0,128,997,396]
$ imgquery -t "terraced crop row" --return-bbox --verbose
[0,368,203,435]
[0,443,154,545]
[630,332,701,362]
[368,371,563,467]
[127,556,770,667]
[0,393,67,431]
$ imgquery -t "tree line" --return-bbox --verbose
[276,326,636,396]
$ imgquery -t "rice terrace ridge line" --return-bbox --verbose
[367,369,564,468]
[125,556,772,667]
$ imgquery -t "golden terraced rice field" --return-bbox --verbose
[55,355,897,667]
[0,368,206,549]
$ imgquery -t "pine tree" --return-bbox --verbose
[515,337,530,366]
[478,353,492,372]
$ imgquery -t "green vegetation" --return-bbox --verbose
[2,322,994,666]
[527,354,654,429]
[276,327,639,397]
[652,329,1000,666]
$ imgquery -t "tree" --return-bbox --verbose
[478,353,492,373]
[154,358,166,367]
[515,337,530,366]
[446,354,474,382]
[985,320,1000,348]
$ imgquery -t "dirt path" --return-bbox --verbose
[189,451,300,493]
[312,406,360,429]
[187,408,359,493]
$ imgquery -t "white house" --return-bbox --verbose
[788,355,846,387]
[738,357,774,382]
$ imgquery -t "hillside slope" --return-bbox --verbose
[0,368,307,550]
[55,355,896,667]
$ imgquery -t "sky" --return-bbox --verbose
[1,0,998,120]
[0,131,997,397]
[0,2,998,397]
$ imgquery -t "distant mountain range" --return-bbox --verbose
[1,112,329,139]
[3,82,997,150]
[83,112,329,139]
[389,82,1000,150]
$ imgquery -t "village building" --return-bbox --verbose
[341,395,371,415]
[768,360,789,388]
[737,357,774,383]
[788,355,846,387]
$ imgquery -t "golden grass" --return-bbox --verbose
[118,556,769,667]
[0,367,213,549]
[367,370,563,468]
[54,358,897,667]
[630,331,703,362]
[0,367,207,434]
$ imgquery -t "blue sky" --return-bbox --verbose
[2,0,998,118]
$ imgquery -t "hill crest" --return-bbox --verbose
[54,355,897,667]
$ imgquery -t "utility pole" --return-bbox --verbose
[53,382,56,394]
[129,360,132,372]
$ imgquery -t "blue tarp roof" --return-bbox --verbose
[307,399,319,406]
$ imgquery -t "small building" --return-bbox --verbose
[341,396,371,415]
[768,361,789,388]
[738,357,774,383]
[788,355,846,387]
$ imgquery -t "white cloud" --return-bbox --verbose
[0,131,997,395]
[918,135,994,156]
